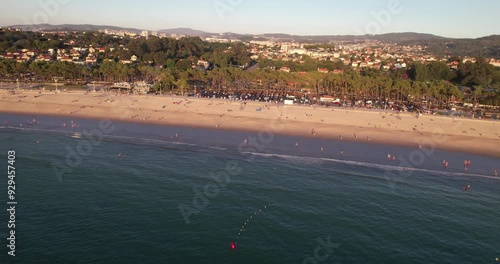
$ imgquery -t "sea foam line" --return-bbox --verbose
[243,152,499,181]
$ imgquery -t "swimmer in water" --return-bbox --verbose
[340,149,344,157]
[387,154,392,160]
[494,170,498,177]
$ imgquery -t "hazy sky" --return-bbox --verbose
[1,0,499,38]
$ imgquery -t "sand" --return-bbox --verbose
[1,89,499,157]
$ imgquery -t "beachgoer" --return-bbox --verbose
[340,149,344,157]
[494,170,498,177]
[387,154,392,160]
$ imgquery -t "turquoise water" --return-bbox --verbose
[0,114,499,264]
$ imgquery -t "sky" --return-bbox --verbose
[1,0,499,38]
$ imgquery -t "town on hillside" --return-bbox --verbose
[0,27,499,118]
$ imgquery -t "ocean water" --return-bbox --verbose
[0,114,499,264]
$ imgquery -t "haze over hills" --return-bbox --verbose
[3,24,499,48]
[6,24,145,34]
[157,28,213,36]
[1,24,475,39]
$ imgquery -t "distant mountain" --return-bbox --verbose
[157,28,212,36]
[4,24,496,46]
[7,24,144,33]
[400,34,500,58]
[371,32,446,42]
[260,32,447,43]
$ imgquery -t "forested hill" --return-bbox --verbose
[7,24,144,34]
[399,35,500,58]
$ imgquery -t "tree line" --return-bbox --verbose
[0,29,499,106]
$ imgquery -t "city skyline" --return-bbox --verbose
[1,0,499,38]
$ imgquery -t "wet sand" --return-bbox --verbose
[1,89,499,157]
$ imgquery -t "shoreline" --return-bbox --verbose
[1,90,499,158]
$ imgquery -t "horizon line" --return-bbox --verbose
[2,23,499,40]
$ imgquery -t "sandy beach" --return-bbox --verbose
[1,89,499,157]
